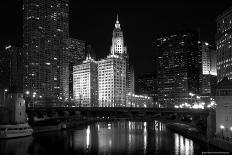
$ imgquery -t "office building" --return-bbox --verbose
[65,38,85,100]
[135,72,157,99]
[98,15,127,107]
[157,30,201,107]
[216,7,232,82]
[73,55,98,107]
[214,78,232,138]
[98,55,126,107]
[23,0,69,102]
[200,41,217,95]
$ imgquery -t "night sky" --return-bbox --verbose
[1,1,232,75]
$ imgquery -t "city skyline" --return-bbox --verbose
[1,1,232,74]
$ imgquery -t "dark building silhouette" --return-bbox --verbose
[23,0,69,101]
[0,45,23,93]
[135,72,157,100]
[65,38,85,100]
[157,30,201,107]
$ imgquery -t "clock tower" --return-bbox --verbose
[111,15,127,56]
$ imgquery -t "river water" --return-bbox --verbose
[0,120,224,155]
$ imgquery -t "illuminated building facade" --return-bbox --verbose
[98,55,126,107]
[65,38,85,100]
[73,55,98,107]
[200,41,217,95]
[157,31,201,107]
[216,7,232,82]
[98,16,127,107]
[23,0,69,101]
[126,93,153,108]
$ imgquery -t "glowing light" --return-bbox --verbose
[5,45,12,50]
[108,123,111,129]
[144,122,147,154]
[220,125,224,129]
[26,90,30,95]
[174,105,179,108]
[86,125,90,149]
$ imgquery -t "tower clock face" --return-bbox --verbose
[116,39,121,44]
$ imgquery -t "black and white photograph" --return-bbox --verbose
[1,1,232,155]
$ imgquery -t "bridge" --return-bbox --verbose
[26,107,215,134]
[27,107,210,115]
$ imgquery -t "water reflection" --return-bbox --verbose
[0,136,33,155]
[0,120,223,155]
[174,133,193,155]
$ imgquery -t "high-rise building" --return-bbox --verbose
[98,55,127,107]
[157,30,201,107]
[216,7,232,82]
[128,67,135,94]
[23,0,69,102]
[98,15,127,107]
[65,38,85,100]
[135,72,157,99]
[73,55,98,107]
[0,45,23,93]
[200,41,217,95]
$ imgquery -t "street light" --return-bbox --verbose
[189,92,194,105]
[3,89,8,105]
[32,92,37,107]
[220,125,224,138]
[230,127,232,138]
[26,90,30,95]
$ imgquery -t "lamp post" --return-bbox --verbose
[32,92,36,107]
[25,90,30,107]
[230,127,232,138]
[3,89,8,105]
[220,125,224,138]
[189,92,194,105]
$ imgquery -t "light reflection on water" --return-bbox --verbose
[0,120,223,155]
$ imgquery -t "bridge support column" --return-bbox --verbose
[207,110,216,138]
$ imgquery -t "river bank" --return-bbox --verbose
[165,121,232,153]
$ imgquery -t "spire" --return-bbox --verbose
[115,14,120,29]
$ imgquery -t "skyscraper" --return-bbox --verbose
[200,41,217,95]
[216,7,232,82]
[98,16,127,107]
[98,55,127,107]
[23,0,69,102]
[135,72,157,99]
[0,45,23,93]
[73,55,98,107]
[65,38,85,100]
[157,30,201,107]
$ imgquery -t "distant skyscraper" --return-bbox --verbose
[157,30,201,107]
[0,45,23,93]
[73,55,98,107]
[98,15,127,107]
[65,38,85,99]
[200,41,217,95]
[23,0,69,101]
[135,72,157,99]
[216,7,232,82]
